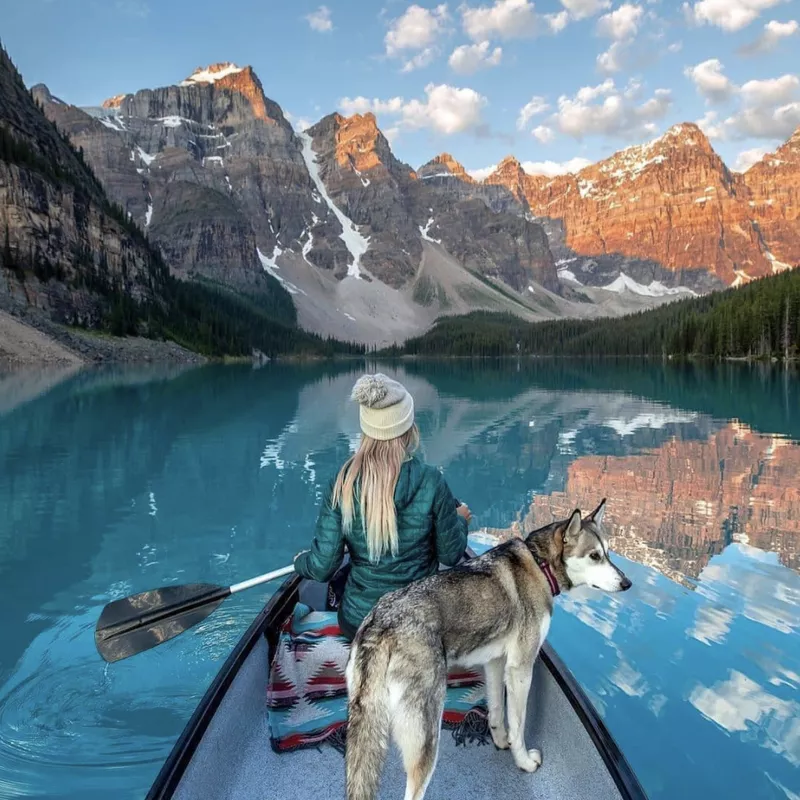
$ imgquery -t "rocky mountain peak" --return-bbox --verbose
[179,62,244,86]
[327,111,403,177]
[162,62,276,123]
[102,94,127,109]
[417,152,474,183]
[30,83,59,106]
[484,155,529,200]
[742,125,800,269]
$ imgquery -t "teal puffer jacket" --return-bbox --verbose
[293,456,468,638]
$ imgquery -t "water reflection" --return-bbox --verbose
[0,360,798,799]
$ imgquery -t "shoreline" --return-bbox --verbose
[0,305,206,368]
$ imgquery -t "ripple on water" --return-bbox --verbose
[0,600,238,797]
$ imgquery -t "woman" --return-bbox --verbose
[293,373,471,640]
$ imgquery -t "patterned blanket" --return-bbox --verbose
[266,603,489,754]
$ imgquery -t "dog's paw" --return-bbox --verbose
[490,725,510,750]
[514,748,543,773]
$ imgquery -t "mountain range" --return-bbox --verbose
[4,56,800,348]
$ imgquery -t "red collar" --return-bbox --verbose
[535,556,561,597]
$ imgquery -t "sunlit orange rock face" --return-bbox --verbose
[101,95,126,109]
[332,112,415,179]
[213,66,275,124]
[743,129,800,270]
[487,124,778,286]
[424,153,475,183]
[518,425,800,583]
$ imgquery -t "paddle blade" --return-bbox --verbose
[95,583,229,663]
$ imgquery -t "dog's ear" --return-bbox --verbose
[588,498,606,527]
[563,509,582,541]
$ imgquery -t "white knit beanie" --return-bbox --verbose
[351,373,415,441]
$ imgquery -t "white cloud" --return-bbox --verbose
[728,74,800,138]
[730,100,800,138]
[533,124,555,143]
[696,109,726,139]
[384,125,401,144]
[690,669,800,765]
[576,77,616,102]
[546,10,571,31]
[339,83,487,136]
[734,146,771,170]
[597,41,627,73]
[668,41,683,53]
[401,48,437,72]
[522,157,593,175]
[688,605,735,645]
[517,95,550,130]
[685,59,737,104]
[385,4,449,69]
[741,19,799,54]
[468,163,499,181]
[339,96,406,115]
[305,5,333,32]
[550,78,672,140]
[597,3,644,38]
[448,40,503,73]
[462,0,538,40]
[468,157,591,180]
[689,66,800,139]
[740,73,799,106]
[559,0,612,20]
[683,0,788,32]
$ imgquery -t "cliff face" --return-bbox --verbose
[305,112,420,286]
[522,424,800,583]
[1,48,166,327]
[487,125,787,291]
[36,63,326,295]
[307,113,559,291]
[744,130,800,271]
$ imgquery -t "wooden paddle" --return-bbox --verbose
[94,565,295,663]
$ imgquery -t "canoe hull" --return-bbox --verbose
[148,575,647,800]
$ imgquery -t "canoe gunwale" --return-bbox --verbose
[145,575,302,800]
[146,573,647,800]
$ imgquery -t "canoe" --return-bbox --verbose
[146,572,647,800]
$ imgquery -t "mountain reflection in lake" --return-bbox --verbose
[0,360,797,799]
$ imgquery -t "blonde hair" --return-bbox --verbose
[332,423,420,562]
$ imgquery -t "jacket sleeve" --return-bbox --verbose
[432,472,468,567]
[294,480,345,583]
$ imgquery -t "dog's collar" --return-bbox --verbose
[534,556,561,597]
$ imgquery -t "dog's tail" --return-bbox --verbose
[345,635,392,800]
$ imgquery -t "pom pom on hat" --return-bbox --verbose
[351,374,389,408]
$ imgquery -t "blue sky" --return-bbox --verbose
[2,0,798,176]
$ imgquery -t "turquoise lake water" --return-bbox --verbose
[0,360,798,799]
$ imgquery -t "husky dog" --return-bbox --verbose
[344,500,631,800]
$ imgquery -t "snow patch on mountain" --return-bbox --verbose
[299,131,369,279]
[99,115,126,133]
[558,268,582,285]
[257,246,303,295]
[602,272,696,298]
[420,217,442,245]
[136,147,156,167]
[180,63,244,87]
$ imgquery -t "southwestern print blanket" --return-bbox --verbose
[266,603,489,754]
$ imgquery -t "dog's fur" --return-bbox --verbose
[344,500,632,800]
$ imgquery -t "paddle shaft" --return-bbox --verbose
[230,564,296,594]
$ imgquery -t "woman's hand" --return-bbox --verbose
[457,503,472,525]
[293,549,310,564]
